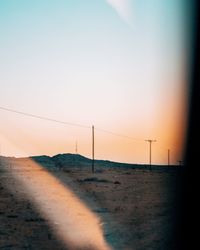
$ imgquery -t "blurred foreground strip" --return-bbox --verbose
[1,158,112,250]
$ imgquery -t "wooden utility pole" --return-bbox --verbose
[145,139,156,170]
[92,125,94,173]
[168,149,170,166]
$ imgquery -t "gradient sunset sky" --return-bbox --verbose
[0,0,190,164]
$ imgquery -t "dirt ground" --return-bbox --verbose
[63,168,179,250]
[0,160,179,250]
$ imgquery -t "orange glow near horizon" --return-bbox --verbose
[0,95,188,165]
[0,74,188,165]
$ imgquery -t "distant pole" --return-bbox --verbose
[145,139,156,170]
[168,149,170,166]
[92,125,94,173]
[177,160,182,166]
[75,141,78,154]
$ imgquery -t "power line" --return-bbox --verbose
[0,106,145,141]
[0,106,172,166]
[0,106,90,129]
[95,127,144,142]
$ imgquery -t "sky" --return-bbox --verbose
[0,0,191,164]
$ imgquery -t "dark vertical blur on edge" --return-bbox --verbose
[176,0,200,249]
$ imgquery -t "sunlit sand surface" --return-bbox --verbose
[1,159,112,250]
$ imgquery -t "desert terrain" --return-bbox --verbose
[0,154,180,250]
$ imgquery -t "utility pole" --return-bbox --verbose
[75,141,78,154]
[145,139,156,170]
[168,149,170,166]
[177,160,183,166]
[92,125,94,173]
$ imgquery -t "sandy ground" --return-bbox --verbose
[63,168,178,250]
[0,160,179,250]
[0,172,66,250]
